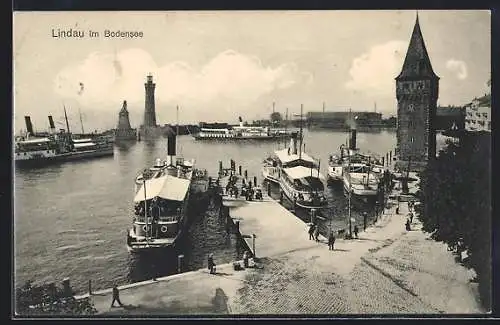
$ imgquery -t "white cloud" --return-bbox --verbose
[54,49,309,122]
[446,59,468,80]
[345,40,407,96]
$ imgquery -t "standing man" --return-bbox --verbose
[353,225,359,239]
[328,231,336,250]
[110,284,124,308]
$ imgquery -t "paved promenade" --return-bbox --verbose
[83,195,483,315]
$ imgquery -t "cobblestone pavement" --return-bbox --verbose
[88,199,483,315]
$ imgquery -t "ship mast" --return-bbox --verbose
[299,104,303,160]
[176,105,179,153]
[78,107,85,134]
[63,105,71,134]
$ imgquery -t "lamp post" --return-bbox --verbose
[143,171,149,247]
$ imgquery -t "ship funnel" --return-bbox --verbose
[238,116,243,127]
[167,131,176,166]
[24,116,34,136]
[289,132,298,155]
[48,116,55,130]
[348,128,357,150]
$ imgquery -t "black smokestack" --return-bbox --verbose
[167,134,176,156]
[24,116,34,136]
[48,116,55,129]
[291,131,298,154]
[349,129,357,150]
[167,126,177,156]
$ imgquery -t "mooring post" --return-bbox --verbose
[62,278,71,297]
[178,255,184,273]
[88,279,92,296]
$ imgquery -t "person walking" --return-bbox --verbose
[353,225,359,239]
[405,219,411,231]
[110,284,124,308]
[208,253,216,274]
[314,225,320,242]
[308,224,315,240]
[328,231,336,250]
[409,211,414,223]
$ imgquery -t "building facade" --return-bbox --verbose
[465,98,491,132]
[306,111,383,129]
[395,15,439,171]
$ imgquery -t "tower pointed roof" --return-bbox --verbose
[396,14,439,80]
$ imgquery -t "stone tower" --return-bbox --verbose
[115,100,136,140]
[143,74,157,127]
[395,14,439,171]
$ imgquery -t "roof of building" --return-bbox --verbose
[396,15,439,80]
[134,174,190,202]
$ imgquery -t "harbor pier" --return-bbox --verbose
[69,161,482,315]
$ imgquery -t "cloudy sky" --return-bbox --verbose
[13,10,490,132]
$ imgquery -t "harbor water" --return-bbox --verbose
[15,129,445,294]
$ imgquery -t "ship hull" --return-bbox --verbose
[15,148,114,168]
[193,135,292,141]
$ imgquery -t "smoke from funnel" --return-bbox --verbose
[24,116,34,136]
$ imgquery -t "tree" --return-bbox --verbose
[417,133,491,309]
[15,281,97,316]
[270,112,283,124]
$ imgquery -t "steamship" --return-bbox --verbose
[127,133,195,253]
[14,113,114,168]
[328,127,382,201]
[262,132,328,210]
[193,117,293,141]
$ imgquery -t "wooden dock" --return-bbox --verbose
[225,196,325,258]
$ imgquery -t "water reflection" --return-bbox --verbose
[114,140,137,152]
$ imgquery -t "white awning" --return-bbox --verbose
[134,175,191,202]
[19,137,51,144]
[73,142,96,148]
[283,166,325,180]
[274,148,316,164]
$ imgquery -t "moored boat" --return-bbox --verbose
[127,133,195,253]
[193,117,293,141]
[262,105,328,210]
[15,114,114,168]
